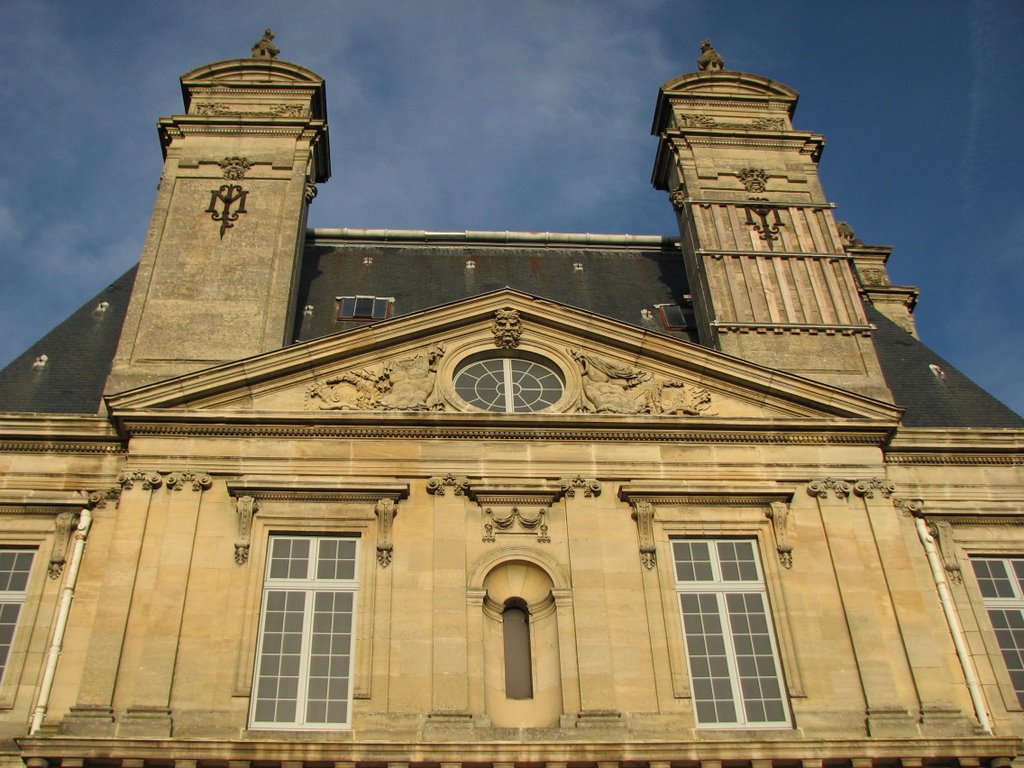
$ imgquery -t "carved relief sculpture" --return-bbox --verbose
[744,203,783,250]
[669,184,687,211]
[218,156,252,181]
[631,501,657,569]
[491,308,523,348]
[251,28,280,60]
[697,40,725,72]
[738,168,769,194]
[306,345,446,412]
[571,351,712,416]
[375,498,398,567]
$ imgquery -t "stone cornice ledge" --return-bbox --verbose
[110,410,896,445]
[16,735,1019,764]
[886,427,1024,465]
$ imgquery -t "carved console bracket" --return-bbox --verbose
[630,501,657,569]
[766,501,793,569]
[375,498,397,567]
[619,484,795,571]
[929,519,963,585]
[226,480,410,566]
[49,512,78,579]
[233,496,259,565]
[892,496,924,517]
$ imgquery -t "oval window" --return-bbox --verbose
[454,355,564,413]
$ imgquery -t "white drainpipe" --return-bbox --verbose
[914,515,993,734]
[29,507,92,735]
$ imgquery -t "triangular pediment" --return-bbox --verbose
[105,289,902,430]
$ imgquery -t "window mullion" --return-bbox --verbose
[502,358,514,414]
[717,590,747,725]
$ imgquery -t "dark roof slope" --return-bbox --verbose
[868,305,1024,428]
[0,267,135,414]
[295,238,697,344]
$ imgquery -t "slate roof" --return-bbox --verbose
[866,305,1024,428]
[0,234,1021,431]
[0,267,136,415]
[294,236,697,344]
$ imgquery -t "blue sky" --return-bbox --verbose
[0,1,1022,415]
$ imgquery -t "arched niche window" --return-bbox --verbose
[502,598,533,699]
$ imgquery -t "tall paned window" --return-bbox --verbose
[0,549,33,683]
[673,539,789,727]
[251,536,358,729]
[971,557,1024,705]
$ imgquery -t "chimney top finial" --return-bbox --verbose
[251,28,280,60]
[697,40,725,72]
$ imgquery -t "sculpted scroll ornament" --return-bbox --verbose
[853,478,895,499]
[491,308,523,348]
[306,346,446,412]
[807,478,852,499]
[559,476,601,498]
[117,470,162,491]
[166,471,213,492]
[571,351,712,416]
[426,474,470,496]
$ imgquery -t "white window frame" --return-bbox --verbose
[673,537,790,729]
[250,535,359,730]
[0,548,34,687]
[970,556,1024,707]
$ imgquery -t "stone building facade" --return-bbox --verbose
[0,35,1023,768]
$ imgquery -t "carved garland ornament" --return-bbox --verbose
[49,511,78,579]
[483,506,549,543]
[929,519,963,585]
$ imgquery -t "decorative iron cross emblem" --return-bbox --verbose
[206,184,248,238]
[744,202,783,250]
